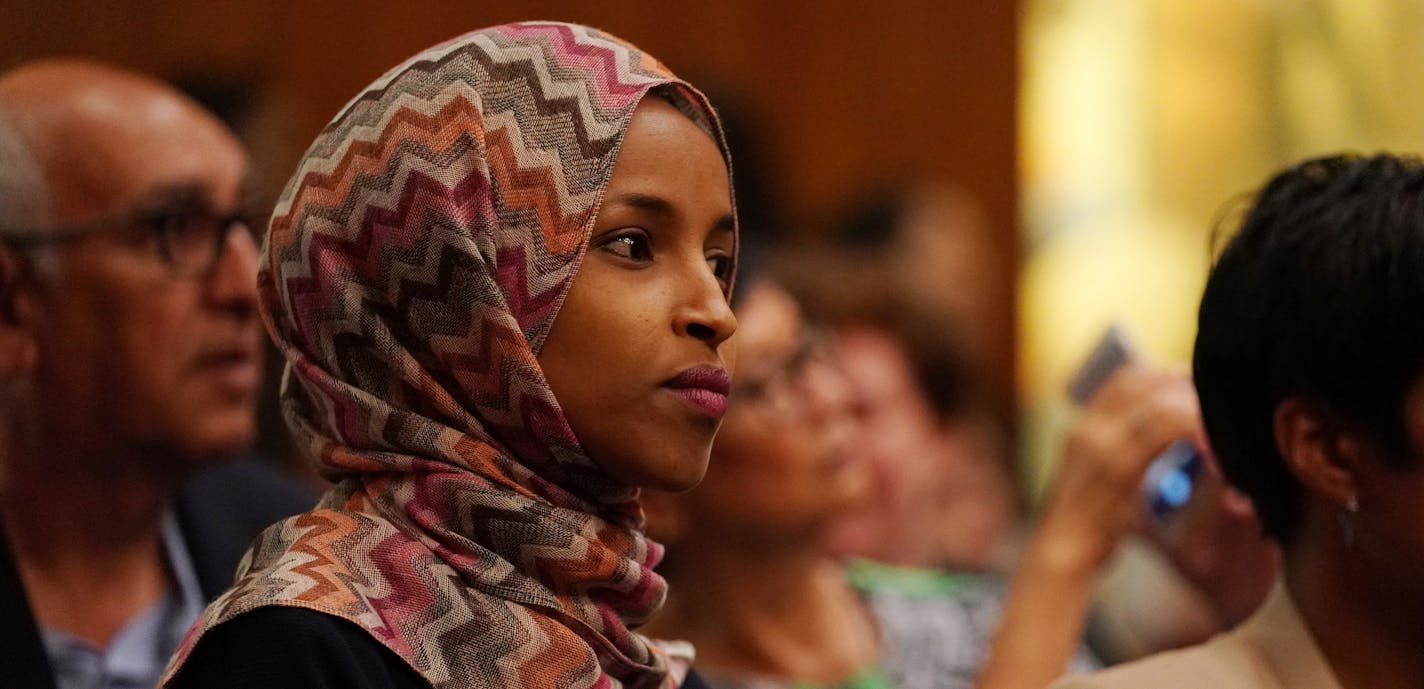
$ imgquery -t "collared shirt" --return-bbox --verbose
[41,511,206,689]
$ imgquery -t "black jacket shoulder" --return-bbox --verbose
[175,458,317,599]
[171,606,722,689]
[167,606,429,689]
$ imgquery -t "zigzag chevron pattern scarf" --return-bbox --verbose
[163,22,731,689]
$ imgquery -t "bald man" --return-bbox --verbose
[0,59,310,689]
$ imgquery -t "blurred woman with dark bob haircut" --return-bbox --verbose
[162,22,739,689]
[1054,153,1424,689]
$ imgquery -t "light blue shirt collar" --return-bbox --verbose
[40,509,205,689]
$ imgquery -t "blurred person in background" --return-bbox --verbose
[976,362,1275,689]
[1051,154,1424,689]
[776,183,1020,574]
[643,279,1103,689]
[0,59,311,689]
[644,275,1270,689]
[825,322,1016,572]
[656,276,1273,689]
[806,173,1277,643]
[777,180,1008,396]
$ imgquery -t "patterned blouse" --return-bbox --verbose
[699,560,1100,689]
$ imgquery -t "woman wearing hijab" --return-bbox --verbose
[162,21,737,689]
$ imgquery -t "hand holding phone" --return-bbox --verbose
[1066,325,1203,521]
[1051,329,1277,631]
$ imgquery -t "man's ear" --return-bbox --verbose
[1273,397,1358,505]
[0,245,39,378]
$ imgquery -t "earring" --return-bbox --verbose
[1336,494,1359,549]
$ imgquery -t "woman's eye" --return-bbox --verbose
[601,232,652,261]
[707,254,734,286]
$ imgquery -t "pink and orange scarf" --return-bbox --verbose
[163,21,732,689]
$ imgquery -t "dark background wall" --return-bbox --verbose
[0,0,1018,392]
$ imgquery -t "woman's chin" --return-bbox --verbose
[644,458,712,494]
[605,447,712,494]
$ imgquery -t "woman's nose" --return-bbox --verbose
[675,265,736,348]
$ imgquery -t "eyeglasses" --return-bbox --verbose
[729,326,840,416]
[0,192,260,279]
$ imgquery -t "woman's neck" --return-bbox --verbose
[650,538,880,686]
[1286,520,1424,689]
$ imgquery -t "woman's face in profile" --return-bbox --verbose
[538,96,737,492]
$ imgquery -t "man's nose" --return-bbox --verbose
[205,223,260,313]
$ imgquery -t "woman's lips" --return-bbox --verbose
[664,365,730,419]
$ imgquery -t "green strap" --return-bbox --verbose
[844,558,975,599]
[790,666,894,689]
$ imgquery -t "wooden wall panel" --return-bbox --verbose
[0,0,1018,390]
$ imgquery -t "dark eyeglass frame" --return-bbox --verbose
[0,191,260,279]
[729,325,838,407]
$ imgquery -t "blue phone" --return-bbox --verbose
[1067,325,1202,522]
[1141,439,1202,519]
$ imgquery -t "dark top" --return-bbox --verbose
[0,519,55,689]
[170,605,718,689]
[166,607,428,689]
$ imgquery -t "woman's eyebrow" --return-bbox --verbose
[605,194,735,233]
[608,192,675,217]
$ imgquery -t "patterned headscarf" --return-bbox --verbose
[163,22,732,689]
